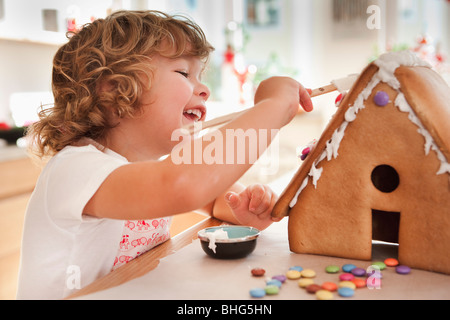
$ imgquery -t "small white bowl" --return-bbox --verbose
[197,226,260,259]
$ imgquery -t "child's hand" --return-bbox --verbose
[224,184,281,230]
[254,77,313,126]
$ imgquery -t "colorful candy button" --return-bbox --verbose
[289,266,303,272]
[371,261,386,270]
[338,287,355,298]
[325,265,340,274]
[266,279,282,288]
[374,91,390,106]
[342,264,356,273]
[396,265,411,275]
[265,285,279,295]
[351,267,366,277]
[272,275,287,283]
[339,281,356,290]
[321,282,338,292]
[316,290,334,300]
[306,284,322,294]
[249,288,266,298]
[384,258,399,267]
[298,278,314,288]
[351,278,366,289]
[339,273,354,281]
[251,268,266,277]
[286,270,302,280]
[301,269,316,278]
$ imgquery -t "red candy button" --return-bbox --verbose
[251,268,265,277]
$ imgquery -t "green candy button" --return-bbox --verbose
[325,265,340,273]
[265,285,279,295]
[371,261,386,270]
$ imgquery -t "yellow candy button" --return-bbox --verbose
[316,289,334,300]
[301,269,316,278]
[298,278,314,288]
[286,270,302,280]
[339,281,356,290]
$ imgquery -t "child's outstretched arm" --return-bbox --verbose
[84,77,312,220]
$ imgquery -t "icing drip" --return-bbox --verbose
[289,51,448,208]
[395,93,450,175]
[289,177,308,208]
[326,122,348,160]
[201,228,229,253]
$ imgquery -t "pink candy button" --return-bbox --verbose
[339,273,354,281]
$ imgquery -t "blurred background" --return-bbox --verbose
[0,0,449,299]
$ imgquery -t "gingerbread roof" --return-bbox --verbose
[272,51,450,219]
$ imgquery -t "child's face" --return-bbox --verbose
[118,51,210,159]
[145,53,210,128]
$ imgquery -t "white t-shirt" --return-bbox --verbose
[17,142,171,299]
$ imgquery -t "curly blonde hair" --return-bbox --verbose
[27,10,214,157]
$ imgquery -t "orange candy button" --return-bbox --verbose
[351,278,366,288]
[321,282,338,292]
[384,258,399,267]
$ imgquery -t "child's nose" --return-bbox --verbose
[195,82,210,101]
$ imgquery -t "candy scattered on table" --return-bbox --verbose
[264,285,279,295]
[286,269,302,280]
[321,281,338,292]
[301,269,316,278]
[249,288,266,298]
[248,258,411,300]
[371,261,386,270]
[351,267,366,277]
[339,281,356,290]
[325,265,340,274]
[342,264,356,273]
[266,279,282,288]
[251,267,265,277]
[298,278,315,288]
[289,266,303,272]
[338,287,355,298]
[395,265,411,275]
[384,258,399,267]
[306,284,322,294]
[339,273,354,281]
[316,289,334,300]
[272,275,287,283]
[351,278,366,289]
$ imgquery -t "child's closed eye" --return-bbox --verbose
[176,70,189,78]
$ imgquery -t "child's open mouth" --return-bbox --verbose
[183,106,206,123]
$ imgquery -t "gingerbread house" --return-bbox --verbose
[272,51,450,274]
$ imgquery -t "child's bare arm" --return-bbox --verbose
[84,77,312,220]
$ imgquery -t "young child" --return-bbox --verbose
[17,10,313,299]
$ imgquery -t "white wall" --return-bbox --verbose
[0,0,448,125]
[0,0,113,124]
[0,40,58,124]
